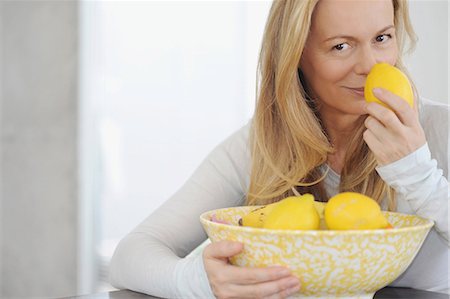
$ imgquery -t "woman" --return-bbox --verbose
[109,0,449,298]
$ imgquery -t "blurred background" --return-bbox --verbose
[0,0,448,298]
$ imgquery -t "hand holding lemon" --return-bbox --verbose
[363,63,426,166]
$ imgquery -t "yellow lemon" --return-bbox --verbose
[324,192,390,230]
[263,194,320,230]
[364,63,414,109]
[239,202,279,228]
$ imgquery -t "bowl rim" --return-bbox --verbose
[199,206,434,236]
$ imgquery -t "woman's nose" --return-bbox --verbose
[354,45,379,75]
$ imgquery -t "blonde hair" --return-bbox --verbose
[247,0,417,210]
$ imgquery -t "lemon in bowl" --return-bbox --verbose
[200,205,433,299]
[325,192,392,230]
[364,62,414,109]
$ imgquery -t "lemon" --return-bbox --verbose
[364,63,414,109]
[263,194,320,230]
[239,203,279,228]
[324,192,390,230]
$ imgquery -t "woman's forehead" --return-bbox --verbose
[311,0,395,38]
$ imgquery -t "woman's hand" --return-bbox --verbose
[203,240,300,299]
[363,88,426,166]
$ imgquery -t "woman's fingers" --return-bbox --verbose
[231,265,292,284]
[204,241,292,284]
[363,128,390,164]
[364,116,390,137]
[207,264,300,299]
[203,240,300,299]
[203,240,243,262]
[366,100,403,130]
[227,275,300,298]
[265,284,301,299]
[364,88,426,165]
[370,88,417,127]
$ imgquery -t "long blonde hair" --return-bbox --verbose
[247,0,417,210]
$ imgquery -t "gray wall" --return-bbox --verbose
[0,0,3,295]
[0,1,79,298]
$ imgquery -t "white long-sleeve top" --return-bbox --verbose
[109,97,449,298]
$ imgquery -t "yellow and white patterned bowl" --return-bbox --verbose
[200,206,433,299]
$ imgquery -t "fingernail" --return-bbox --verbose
[287,277,300,287]
[287,284,301,295]
[230,242,242,250]
[373,88,382,96]
[278,268,291,276]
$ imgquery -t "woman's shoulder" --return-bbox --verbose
[419,97,449,128]
[216,120,252,152]
[205,119,252,170]
[419,96,449,111]
[418,97,448,175]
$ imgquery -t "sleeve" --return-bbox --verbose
[376,143,449,245]
[108,123,251,298]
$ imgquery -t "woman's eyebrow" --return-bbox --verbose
[322,25,395,43]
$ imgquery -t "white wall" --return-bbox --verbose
[81,0,448,292]
[79,1,272,273]
[406,0,448,104]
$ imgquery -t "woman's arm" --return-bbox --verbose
[109,123,251,297]
[365,93,449,244]
[376,142,449,244]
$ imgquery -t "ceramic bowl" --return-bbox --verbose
[200,206,433,299]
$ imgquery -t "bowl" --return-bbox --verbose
[200,206,433,299]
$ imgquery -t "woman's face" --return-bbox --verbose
[300,0,398,116]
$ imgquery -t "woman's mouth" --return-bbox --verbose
[346,87,365,97]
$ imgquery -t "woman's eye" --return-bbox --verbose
[375,34,392,43]
[333,43,349,51]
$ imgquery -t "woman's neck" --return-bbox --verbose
[320,109,361,174]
